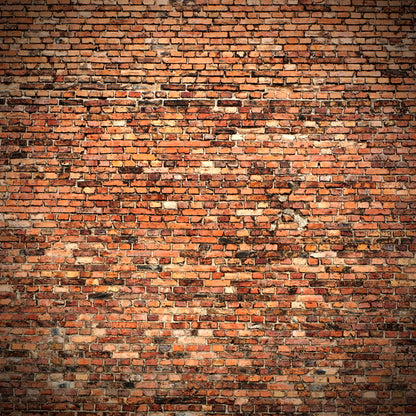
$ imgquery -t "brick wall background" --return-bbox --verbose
[1,0,415,415]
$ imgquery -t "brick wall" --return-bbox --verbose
[1,0,415,415]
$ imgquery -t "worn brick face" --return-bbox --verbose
[0,0,415,415]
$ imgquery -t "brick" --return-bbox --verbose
[0,2,415,416]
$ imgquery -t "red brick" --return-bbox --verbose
[0,2,415,416]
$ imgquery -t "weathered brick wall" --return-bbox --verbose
[1,0,415,415]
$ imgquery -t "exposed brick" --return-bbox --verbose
[0,1,415,416]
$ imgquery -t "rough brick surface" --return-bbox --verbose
[0,0,415,415]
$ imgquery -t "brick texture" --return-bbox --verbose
[1,0,415,415]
